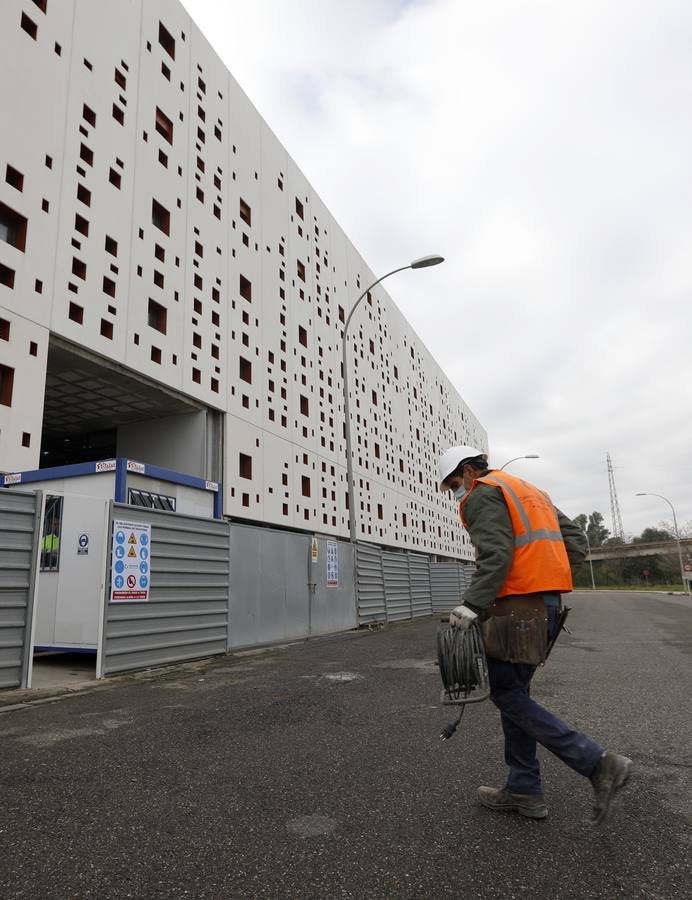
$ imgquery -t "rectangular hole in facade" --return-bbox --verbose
[152,198,170,235]
[68,302,83,324]
[148,298,167,333]
[0,264,16,288]
[80,144,94,166]
[0,202,28,251]
[21,13,38,40]
[74,213,89,237]
[239,274,251,302]
[239,357,252,384]
[155,107,173,144]
[0,363,15,406]
[239,453,252,479]
[159,22,175,59]
[5,165,24,192]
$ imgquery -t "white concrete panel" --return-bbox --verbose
[0,311,49,470]
[0,0,75,328]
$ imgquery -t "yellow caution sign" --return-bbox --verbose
[128,532,137,544]
[128,545,137,557]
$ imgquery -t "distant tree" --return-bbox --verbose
[658,519,692,539]
[587,511,610,547]
[574,513,588,533]
[634,527,673,543]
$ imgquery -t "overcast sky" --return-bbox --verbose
[184,0,691,537]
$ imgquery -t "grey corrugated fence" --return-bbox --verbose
[356,543,473,625]
[99,503,230,676]
[0,489,42,688]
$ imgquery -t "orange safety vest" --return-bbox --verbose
[459,470,573,596]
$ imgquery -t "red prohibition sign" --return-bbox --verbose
[127,574,136,588]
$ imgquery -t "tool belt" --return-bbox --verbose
[480,594,549,666]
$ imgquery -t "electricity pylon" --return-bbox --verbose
[607,452,624,541]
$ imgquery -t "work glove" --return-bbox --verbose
[449,604,478,630]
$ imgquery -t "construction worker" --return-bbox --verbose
[41,525,60,569]
[438,446,632,824]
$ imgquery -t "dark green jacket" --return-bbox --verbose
[461,480,588,614]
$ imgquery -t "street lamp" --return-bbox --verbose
[342,255,444,542]
[499,454,540,470]
[635,492,689,594]
[583,529,597,591]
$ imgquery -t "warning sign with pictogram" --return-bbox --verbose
[111,519,151,602]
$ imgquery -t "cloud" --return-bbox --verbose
[184,0,692,535]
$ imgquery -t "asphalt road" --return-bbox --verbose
[1,591,690,899]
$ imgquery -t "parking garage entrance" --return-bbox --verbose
[40,338,222,480]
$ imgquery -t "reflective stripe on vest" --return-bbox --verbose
[481,475,563,548]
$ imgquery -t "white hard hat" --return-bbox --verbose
[438,445,486,491]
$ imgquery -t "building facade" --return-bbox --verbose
[0,0,486,559]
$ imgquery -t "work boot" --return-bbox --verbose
[477,786,548,819]
[589,752,633,825]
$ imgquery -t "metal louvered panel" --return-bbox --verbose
[100,503,229,676]
[459,562,475,593]
[356,542,385,624]
[383,550,411,621]
[0,489,42,689]
[431,561,461,612]
[409,553,432,618]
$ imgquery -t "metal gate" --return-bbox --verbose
[0,489,42,689]
[99,503,230,676]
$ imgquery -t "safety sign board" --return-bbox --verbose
[326,541,339,587]
[77,533,89,555]
[111,519,151,603]
[311,538,319,562]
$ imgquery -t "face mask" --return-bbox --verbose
[453,485,467,501]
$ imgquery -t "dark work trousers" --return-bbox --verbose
[486,594,604,796]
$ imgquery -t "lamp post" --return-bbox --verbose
[583,529,597,591]
[342,255,444,542]
[635,492,689,594]
[499,454,540,470]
